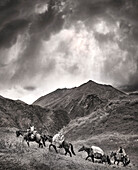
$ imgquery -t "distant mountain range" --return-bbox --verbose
[0,80,138,137]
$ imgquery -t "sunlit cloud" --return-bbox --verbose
[94,20,110,34]
[0,0,138,103]
[35,3,48,14]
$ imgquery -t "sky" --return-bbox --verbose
[0,0,138,104]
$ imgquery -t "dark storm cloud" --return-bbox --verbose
[0,0,66,82]
[68,0,138,89]
[0,1,31,48]
[0,0,138,103]
[69,0,138,30]
[65,0,124,26]
[0,19,29,48]
[24,86,36,91]
[10,10,64,83]
[0,0,65,49]
[67,64,79,74]
[0,0,34,26]
[94,32,114,43]
[29,5,64,40]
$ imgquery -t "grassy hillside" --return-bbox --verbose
[0,128,137,170]
[0,80,126,133]
[0,95,70,134]
[0,81,138,169]
[63,96,138,141]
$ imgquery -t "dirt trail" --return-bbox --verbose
[0,129,138,170]
[0,142,137,170]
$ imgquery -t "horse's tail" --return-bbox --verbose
[41,136,46,147]
[69,143,76,155]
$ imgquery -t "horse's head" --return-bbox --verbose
[43,135,48,141]
[43,134,53,143]
[16,130,22,137]
[110,151,116,158]
[78,145,85,152]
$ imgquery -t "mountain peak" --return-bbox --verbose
[33,80,125,111]
[85,80,98,85]
[87,80,96,83]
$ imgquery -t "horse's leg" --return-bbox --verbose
[86,156,88,160]
[122,157,127,166]
[67,149,72,157]
[86,155,94,162]
[124,156,129,166]
[114,159,116,164]
[86,155,90,160]
[91,155,94,163]
[64,150,67,155]
[27,141,30,147]
[123,157,125,166]
[22,138,24,144]
[107,156,111,165]
[41,136,46,147]
[39,142,43,148]
[124,159,130,166]
[49,144,58,153]
[53,144,58,153]
[40,139,43,148]
[49,144,52,150]
[69,143,76,155]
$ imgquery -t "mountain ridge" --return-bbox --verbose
[33,80,125,119]
[0,80,137,138]
[33,80,125,108]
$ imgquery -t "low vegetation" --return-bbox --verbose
[0,81,138,169]
[0,128,137,170]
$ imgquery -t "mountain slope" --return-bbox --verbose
[63,96,138,141]
[0,95,69,134]
[33,80,125,119]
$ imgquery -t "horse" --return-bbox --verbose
[43,134,53,143]
[110,151,130,166]
[78,145,111,165]
[16,130,45,148]
[45,135,76,157]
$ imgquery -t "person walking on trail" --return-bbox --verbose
[52,131,65,147]
[117,146,126,157]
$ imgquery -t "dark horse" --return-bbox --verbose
[110,151,130,166]
[16,130,45,148]
[44,135,76,157]
[78,145,111,165]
